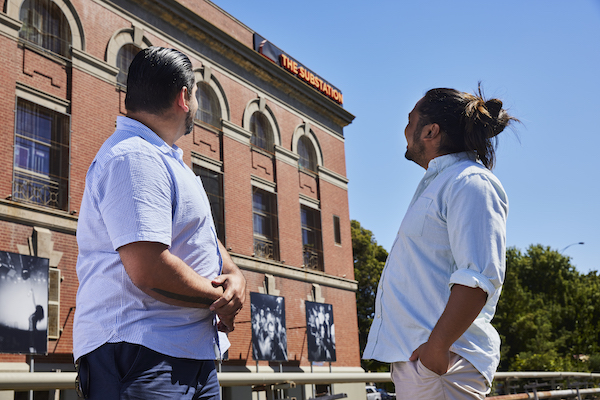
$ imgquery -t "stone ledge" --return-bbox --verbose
[231,253,357,292]
[0,200,77,235]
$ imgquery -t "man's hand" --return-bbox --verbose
[210,241,247,332]
[409,342,450,375]
[409,284,487,376]
[216,313,236,333]
[210,271,246,319]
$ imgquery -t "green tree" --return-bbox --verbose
[351,220,388,372]
[494,244,600,372]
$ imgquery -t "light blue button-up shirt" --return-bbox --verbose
[363,152,508,384]
[73,117,223,361]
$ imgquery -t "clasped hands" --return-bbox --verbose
[210,271,246,333]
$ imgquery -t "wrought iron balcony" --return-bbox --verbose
[303,247,323,271]
[254,237,276,261]
[12,171,67,211]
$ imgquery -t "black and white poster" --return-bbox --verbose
[250,292,288,361]
[0,251,49,355]
[305,301,336,362]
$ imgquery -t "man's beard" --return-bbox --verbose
[184,109,194,136]
[404,132,425,165]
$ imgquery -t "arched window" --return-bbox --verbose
[19,0,72,58]
[116,43,141,85]
[298,135,317,172]
[250,112,273,152]
[195,81,222,128]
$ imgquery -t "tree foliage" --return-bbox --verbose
[494,245,600,372]
[351,220,389,372]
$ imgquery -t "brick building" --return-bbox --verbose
[0,0,359,398]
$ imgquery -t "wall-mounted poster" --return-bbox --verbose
[0,251,49,355]
[305,301,336,362]
[250,292,288,361]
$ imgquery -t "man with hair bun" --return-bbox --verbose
[73,47,245,399]
[363,86,517,399]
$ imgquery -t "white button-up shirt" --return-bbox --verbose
[363,152,508,384]
[74,117,223,361]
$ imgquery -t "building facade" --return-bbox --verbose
[0,0,359,398]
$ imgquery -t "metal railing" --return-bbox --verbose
[12,172,66,210]
[254,237,276,260]
[1,371,599,397]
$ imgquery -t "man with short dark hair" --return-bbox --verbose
[363,87,517,399]
[73,47,245,399]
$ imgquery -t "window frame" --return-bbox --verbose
[193,164,226,246]
[13,96,71,211]
[116,43,141,86]
[301,204,323,271]
[195,81,222,129]
[252,186,280,261]
[48,267,61,339]
[249,111,274,153]
[333,215,342,245]
[297,135,317,172]
[18,0,73,58]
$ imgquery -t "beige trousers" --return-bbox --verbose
[391,353,490,400]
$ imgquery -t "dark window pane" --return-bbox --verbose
[298,135,316,171]
[252,187,279,261]
[116,44,141,85]
[195,81,222,128]
[250,112,273,152]
[19,0,72,58]
[13,98,70,210]
[301,205,323,270]
[193,165,225,245]
[333,215,342,245]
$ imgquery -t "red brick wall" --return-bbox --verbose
[275,160,303,268]
[320,180,354,280]
[222,136,253,255]
[0,34,19,197]
[0,0,358,369]
[70,69,122,211]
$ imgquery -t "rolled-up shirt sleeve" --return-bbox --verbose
[446,172,508,300]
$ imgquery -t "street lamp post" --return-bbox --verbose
[559,242,584,254]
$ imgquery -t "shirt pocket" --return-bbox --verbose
[400,197,432,237]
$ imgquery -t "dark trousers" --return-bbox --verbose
[77,342,220,399]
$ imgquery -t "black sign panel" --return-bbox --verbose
[305,301,336,362]
[250,292,288,361]
[0,251,49,355]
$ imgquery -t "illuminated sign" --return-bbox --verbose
[254,34,343,105]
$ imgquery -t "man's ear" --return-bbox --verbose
[176,87,190,113]
[424,123,440,139]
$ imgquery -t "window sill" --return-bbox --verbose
[0,199,77,234]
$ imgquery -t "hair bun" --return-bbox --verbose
[485,99,503,119]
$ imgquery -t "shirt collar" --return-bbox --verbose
[116,116,183,158]
[409,152,477,207]
[426,151,477,178]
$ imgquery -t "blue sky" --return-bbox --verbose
[211,0,600,274]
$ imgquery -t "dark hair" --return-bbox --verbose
[125,47,195,114]
[417,85,518,169]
